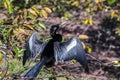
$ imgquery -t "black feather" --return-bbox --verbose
[24,57,46,77]
[54,36,89,73]
[23,32,47,65]
[23,24,89,78]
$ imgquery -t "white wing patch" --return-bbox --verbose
[66,38,77,52]
[29,34,33,51]
[29,32,37,51]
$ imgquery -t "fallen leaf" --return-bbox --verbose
[23,24,34,30]
[28,8,37,16]
[79,34,89,40]
[83,19,89,25]
[13,28,28,36]
[0,69,2,75]
[13,29,19,36]
[113,61,119,64]
[44,7,52,13]
[4,2,7,9]
[31,6,39,14]
[81,42,86,49]
[111,61,120,67]
[23,9,28,19]
[95,0,104,3]
[12,15,20,24]
[39,9,48,18]
[19,28,28,35]
[56,77,67,80]
[98,4,103,10]
[0,52,3,62]
[89,17,93,26]
[87,47,92,53]
[71,59,77,64]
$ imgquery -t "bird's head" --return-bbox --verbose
[50,24,59,37]
[50,24,62,42]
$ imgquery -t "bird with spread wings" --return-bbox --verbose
[23,24,89,78]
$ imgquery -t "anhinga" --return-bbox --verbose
[23,24,89,78]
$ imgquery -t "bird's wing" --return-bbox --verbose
[54,37,89,73]
[23,32,47,65]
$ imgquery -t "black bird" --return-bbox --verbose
[23,24,89,78]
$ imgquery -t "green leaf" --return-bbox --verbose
[38,21,46,30]
[28,13,36,20]
[13,23,18,27]
[7,4,12,14]
[19,49,25,54]
[108,0,116,5]
[72,1,79,7]
[5,28,12,37]
[62,37,64,42]
[112,61,120,67]
[64,12,71,19]
[13,47,19,55]
[25,0,29,4]
[9,63,15,71]
[56,77,67,80]
[44,37,52,42]
[18,48,25,57]
[0,20,4,26]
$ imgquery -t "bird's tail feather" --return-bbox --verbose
[24,57,46,77]
[76,54,89,73]
[84,64,89,73]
